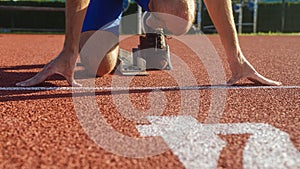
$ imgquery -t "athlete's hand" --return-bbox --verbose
[226,60,282,86]
[16,51,81,87]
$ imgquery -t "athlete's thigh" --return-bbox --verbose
[82,0,123,32]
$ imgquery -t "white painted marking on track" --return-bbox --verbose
[0,85,299,91]
[137,116,226,169]
[136,116,300,169]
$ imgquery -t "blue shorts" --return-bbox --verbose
[82,0,150,34]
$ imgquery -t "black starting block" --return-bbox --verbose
[118,29,172,76]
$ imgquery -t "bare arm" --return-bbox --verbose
[203,0,281,85]
[16,0,90,87]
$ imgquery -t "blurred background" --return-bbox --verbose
[0,0,299,34]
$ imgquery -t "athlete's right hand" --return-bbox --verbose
[16,51,81,87]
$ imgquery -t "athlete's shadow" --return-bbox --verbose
[0,63,119,102]
[0,64,65,87]
[0,64,79,100]
[0,63,98,87]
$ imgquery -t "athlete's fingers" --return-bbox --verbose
[16,60,61,87]
[54,64,79,87]
[64,75,82,87]
[247,73,282,86]
[16,70,53,87]
[16,70,81,87]
[72,81,82,87]
[226,73,282,86]
[226,76,240,86]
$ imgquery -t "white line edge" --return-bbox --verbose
[0,86,299,91]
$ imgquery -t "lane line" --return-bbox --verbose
[0,85,299,91]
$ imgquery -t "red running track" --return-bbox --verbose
[0,34,299,169]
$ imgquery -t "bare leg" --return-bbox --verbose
[203,0,281,85]
[148,0,280,85]
[16,0,90,87]
[148,0,196,35]
[79,31,119,77]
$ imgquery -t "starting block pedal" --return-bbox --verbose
[118,48,148,76]
[118,29,172,76]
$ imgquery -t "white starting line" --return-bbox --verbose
[0,85,299,91]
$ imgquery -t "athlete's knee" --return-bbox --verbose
[79,31,118,77]
[148,0,195,35]
[95,45,118,77]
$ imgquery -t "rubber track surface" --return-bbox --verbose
[0,34,299,169]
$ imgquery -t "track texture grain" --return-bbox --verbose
[0,34,299,169]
